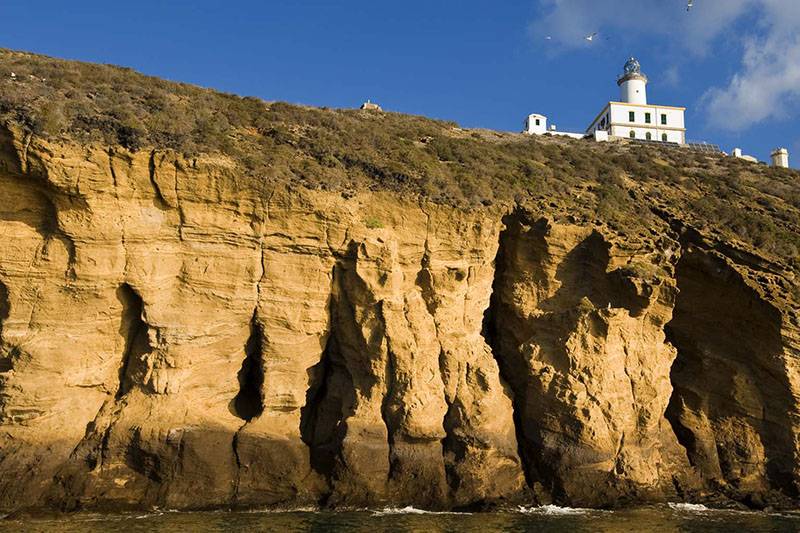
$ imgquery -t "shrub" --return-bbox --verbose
[32,101,65,135]
[364,217,383,229]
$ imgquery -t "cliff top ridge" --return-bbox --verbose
[0,47,797,275]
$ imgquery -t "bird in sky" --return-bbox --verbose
[687,0,693,11]
[585,32,598,42]
[545,35,552,40]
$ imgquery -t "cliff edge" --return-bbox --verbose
[0,49,798,513]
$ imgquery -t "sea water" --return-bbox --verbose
[3,504,800,532]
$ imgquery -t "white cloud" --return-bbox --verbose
[701,1,800,131]
[663,66,681,88]
[532,0,754,55]
[532,0,800,131]
[703,34,800,130]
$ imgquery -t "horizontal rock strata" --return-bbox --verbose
[0,127,798,512]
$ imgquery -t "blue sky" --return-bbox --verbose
[1,0,797,166]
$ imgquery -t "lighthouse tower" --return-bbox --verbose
[618,57,648,105]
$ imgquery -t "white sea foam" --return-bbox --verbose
[516,504,595,515]
[371,506,471,516]
[134,511,163,519]
[244,506,320,514]
[668,502,711,512]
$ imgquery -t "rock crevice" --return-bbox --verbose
[232,310,266,421]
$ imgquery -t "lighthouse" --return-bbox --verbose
[618,57,648,105]
[586,58,686,144]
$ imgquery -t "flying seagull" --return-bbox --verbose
[687,0,693,11]
[585,32,598,42]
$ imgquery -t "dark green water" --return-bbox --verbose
[3,504,800,532]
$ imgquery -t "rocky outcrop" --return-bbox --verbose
[665,245,800,505]
[0,126,799,512]
[488,214,694,506]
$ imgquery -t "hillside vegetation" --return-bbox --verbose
[0,48,797,271]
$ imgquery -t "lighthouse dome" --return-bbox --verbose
[618,57,647,86]
[624,57,642,75]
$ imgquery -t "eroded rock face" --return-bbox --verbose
[665,245,800,504]
[488,214,693,506]
[0,128,798,512]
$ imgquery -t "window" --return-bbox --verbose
[535,119,540,126]
[661,114,667,125]
[629,130,636,139]
[646,132,652,140]
[662,133,668,142]
[645,112,651,124]
[629,111,635,122]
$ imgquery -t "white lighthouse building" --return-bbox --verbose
[586,58,686,144]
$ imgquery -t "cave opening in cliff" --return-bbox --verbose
[664,246,797,498]
[299,270,354,483]
[481,211,543,493]
[115,283,150,398]
[300,332,348,479]
[233,310,265,421]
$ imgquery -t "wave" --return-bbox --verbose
[371,506,471,516]
[667,503,711,512]
[516,505,598,515]
[243,506,321,514]
[134,511,164,519]
[666,502,793,518]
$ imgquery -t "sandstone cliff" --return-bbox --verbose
[0,50,799,513]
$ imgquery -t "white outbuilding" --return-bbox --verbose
[733,148,759,163]
[523,114,584,139]
[360,99,382,111]
[524,114,548,135]
[586,58,686,144]
[771,148,789,168]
